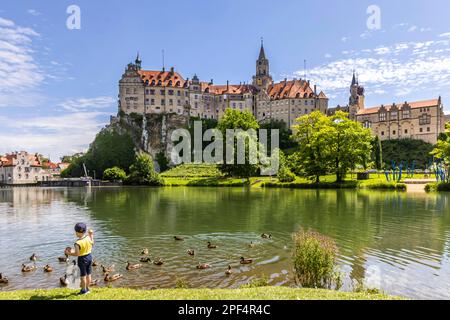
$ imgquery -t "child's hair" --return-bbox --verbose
[74,222,87,233]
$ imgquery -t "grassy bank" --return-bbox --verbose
[0,287,402,300]
[425,182,450,192]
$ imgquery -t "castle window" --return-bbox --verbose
[404,129,408,134]
[168,90,174,95]
[160,90,165,95]
[419,114,431,125]
[363,121,372,129]
[420,128,423,133]
[393,130,396,135]
[169,99,173,106]
[381,131,385,136]
[134,88,138,94]
[402,110,410,119]
[158,81,162,86]
[427,127,431,132]
[379,113,387,122]
[126,88,131,94]
[151,99,155,105]
[391,111,398,120]
[177,91,181,96]
[161,99,165,106]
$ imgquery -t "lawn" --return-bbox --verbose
[0,287,402,300]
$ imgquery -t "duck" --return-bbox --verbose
[0,273,8,284]
[187,249,195,256]
[90,279,99,286]
[21,264,37,272]
[58,254,69,263]
[197,263,212,270]
[29,253,38,262]
[174,236,184,241]
[207,241,217,249]
[140,257,152,263]
[141,248,149,255]
[240,257,253,264]
[43,264,53,273]
[104,273,123,282]
[225,265,233,275]
[126,261,142,271]
[92,259,99,267]
[153,258,164,266]
[60,274,69,286]
[261,233,272,239]
[101,264,115,273]
[248,241,255,248]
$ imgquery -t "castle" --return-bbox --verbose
[118,42,446,144]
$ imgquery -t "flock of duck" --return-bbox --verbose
[0,233,273,287]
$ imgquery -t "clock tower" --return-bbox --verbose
[252,38,273,91]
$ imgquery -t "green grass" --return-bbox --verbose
[161,164,223,178]
[0,287,402,300]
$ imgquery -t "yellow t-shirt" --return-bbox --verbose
[75,236,93,256]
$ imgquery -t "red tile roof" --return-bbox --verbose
[0,153,42,167]
[357,99,440,115]
[138,70,188,88]
[266,79,327,100]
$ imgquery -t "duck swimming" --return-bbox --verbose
[104,273,123,282]
[141,248,149,255]
[92,259,99,267]
[240,257,253,264]
[0,273,8,284]
[126,261,142,270]
[43,265,53,273]
[187,249,195,256]
[261,233,272,239]
[207,242,217,249]
[174,236,184,241]
[60,274,69,286]
[225,265,233,275]
[29,253,38,262]
[140,257,152,263]
[58,254,69,263]
[21,264,37,272]
[197,263,212,269]
[248,241,255,248]
[101,264,115,273]
[153,258,164,266]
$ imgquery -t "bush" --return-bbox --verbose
[277,166,296,183]
[161,164,223,178]
[292,230,341,289]
[127,153,163,186]
[426,182,450,192]
[103,167,127,181]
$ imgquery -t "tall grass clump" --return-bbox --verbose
[292,230,341,289]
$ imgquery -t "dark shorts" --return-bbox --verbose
[77,254,92,277]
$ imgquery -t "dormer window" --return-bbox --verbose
[402,109,410,119]
[379,113,387,121]
[391,111,398,120]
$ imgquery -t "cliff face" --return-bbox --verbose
[107,113,189,160]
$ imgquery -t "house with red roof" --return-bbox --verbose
[0,151,51,185]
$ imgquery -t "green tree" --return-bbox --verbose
[127,153,163,186]
[328,112,373,182]
[61,130,135,179]
[217,109,260,180]
[291,111,330,183]
[382,138,435,169]
[103,167,127,181]
[372,136,383,170]
[431,123,450,164]
[259,119,298,152]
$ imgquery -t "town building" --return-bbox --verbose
[0,151,51,185]
[118,41,328,124]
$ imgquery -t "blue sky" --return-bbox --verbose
[1,0,450,160]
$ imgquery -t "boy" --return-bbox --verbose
[65,222,94,295]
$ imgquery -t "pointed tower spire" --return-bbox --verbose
[258,37,266,60]
[351,70,356,86]
[135,51,142,70]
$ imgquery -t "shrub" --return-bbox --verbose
[277,166,296,183]
[103,167,127,181]
[127,153,164,186]
[426,182,450,192]
[292,230,341,289]
[240,275,269,289]
[175,278,189,289]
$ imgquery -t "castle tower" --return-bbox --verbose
[348,71,365,120]
[252,38,273,91]
[135,52,142,70]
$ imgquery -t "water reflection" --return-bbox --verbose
[0,187,450,299]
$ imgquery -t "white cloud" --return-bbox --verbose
[58,96,116,112]
[440,32,450,38]
[0,112,109,160]
[324,53,332,58]
[27,9,41,16]
[0,16,43,105]
[293,38,450,107]
[341,37,349,43]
